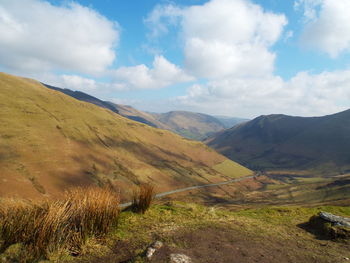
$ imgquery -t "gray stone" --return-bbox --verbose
[146,247,156,260]
[319,212,350,228]
[146,240,164,260]
[152,240,164,249]
[169,253,192,263]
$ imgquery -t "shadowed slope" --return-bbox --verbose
[206,111,350,174]
[0,73,251,199]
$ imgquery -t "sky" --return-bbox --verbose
[0,0,350,118]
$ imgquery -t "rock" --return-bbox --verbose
[319,212,350,228]
[146,247,156,260]
[146,241,164,260]
[152,240,164,249]
[169,253,192,263]
[308,213,350,240]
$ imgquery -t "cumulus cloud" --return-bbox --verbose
[112,55,193,90]
[298,0,350,57]
[141,0,349,117]
[144,4,183,39]
[174,69,350,117]
[0,0,119,75]
[146,0,287,79]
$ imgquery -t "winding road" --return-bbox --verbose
[120,174,257,208]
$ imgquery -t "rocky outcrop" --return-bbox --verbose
[308,212,350,240]
[319,212,350,227]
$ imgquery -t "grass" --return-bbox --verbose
[213,159,252,179]
[131,184,155,214]
[1,198,349,262]
[0,187,120,261]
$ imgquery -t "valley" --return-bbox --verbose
[1,0,350,262]
[0,73,349,263]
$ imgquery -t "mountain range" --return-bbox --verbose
[206,110,350,174]
[43,84,247,140]
[0,73,251,199]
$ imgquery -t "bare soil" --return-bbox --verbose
[84,224,350,263]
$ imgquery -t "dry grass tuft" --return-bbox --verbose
[0,187,120,261]
[131,183,155,214]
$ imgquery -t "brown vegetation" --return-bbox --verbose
[0,187,120,261]
[131,183,155,214]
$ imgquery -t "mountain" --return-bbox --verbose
[44,84,120,114]
[0,72,252,199]
[214,116,249,128]
[150,111,226,140]
[43,85,247,140]
[206,111,350,174]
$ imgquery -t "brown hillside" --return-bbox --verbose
[0,73,251,200]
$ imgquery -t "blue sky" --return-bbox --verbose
[0,0,349,118]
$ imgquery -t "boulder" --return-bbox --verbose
[319,212,350,228]
[308,212,350,240]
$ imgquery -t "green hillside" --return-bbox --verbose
[0,72,252,199]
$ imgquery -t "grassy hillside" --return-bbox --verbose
[43,85,248,141]
[44,84,120,114]
[206,111,350,174]
[0,73,251,199]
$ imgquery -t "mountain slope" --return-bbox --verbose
[42,85,240,140]
[0,73,251,199]
[44,84,120,114]
[206,111,350,174]
[110,103,169,129]
[151,111,226,140]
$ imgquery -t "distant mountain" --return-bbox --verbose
[206,110,350,174]
[43,85,246,140]
[0,72,251,199]
[110,103,169,129]
[214,116,249,128]
[151,111,226,140]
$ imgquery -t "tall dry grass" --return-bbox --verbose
[131,183,155,214]
[0,187,120,261]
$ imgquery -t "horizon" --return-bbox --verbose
[0,0,349,119]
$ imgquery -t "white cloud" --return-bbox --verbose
[294,0,323,22]
[112,55,193,90]
[174,69,350,118]
[144,4,183,39]
[60,75,98,92]
[298,0,350,57]
[146,0,287,79]
[141,0,349,118]
[0,0,119,75]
